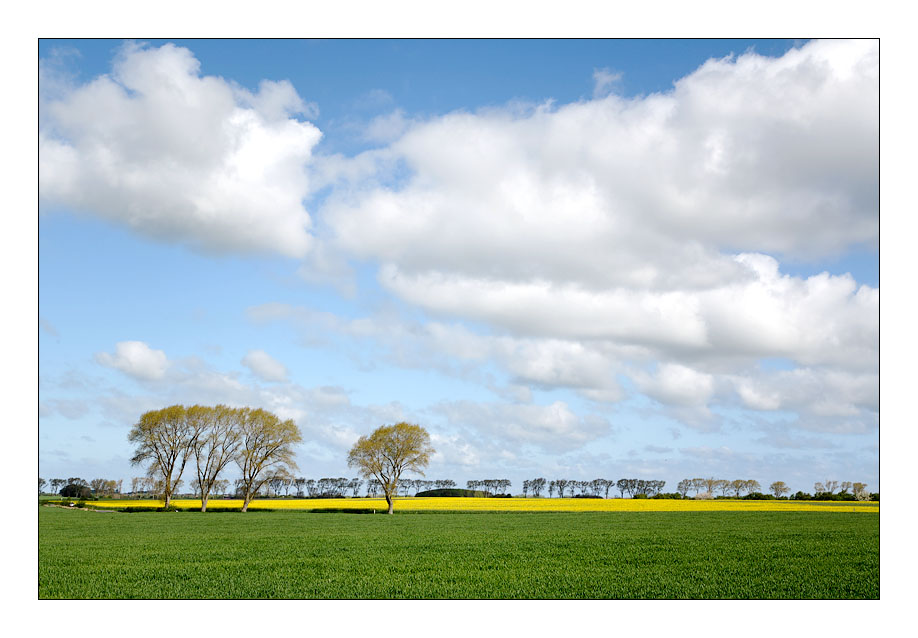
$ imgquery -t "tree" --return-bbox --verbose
[347,422,434,514]
[50,478,65,494]
[852,482,870,501]
[602,479,614,499]
[90,478,106,495]
[531,478,544,497]
[128,405,200,508]
[730,479,746,497]
[268,469,294,497]
[190,404,242,512]
[715,480,731,497]
[691,478,705,496]
[235,407,302,512]
[589,479,606,497]
[677,479,692,498]
[769,481,790,498]
[555,479,570,498]
[824,480,839,494]
[702,477,718,495]
[530,478,547,497]
[39,477,47,494]
[744,480,761,496]
[814,482,826,494]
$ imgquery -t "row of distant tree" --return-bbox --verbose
[40,474,876,501]
[674,478,873,500]
[519,478,667,498]
[40,475,462,500]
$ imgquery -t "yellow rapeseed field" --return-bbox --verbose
[83,497,879,513]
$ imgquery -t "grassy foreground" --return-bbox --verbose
[39,507,878,599]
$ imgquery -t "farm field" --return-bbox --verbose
[75,497,880,513]
[38,506,879,599]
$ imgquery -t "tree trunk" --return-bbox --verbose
[201,492,209,512]
[386,493,394,514]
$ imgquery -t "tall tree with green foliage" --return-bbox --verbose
[189,404,243,512]
[128,405,200,508]
[234,407,302,512]
[770,481,790,498]
[347,422,434,514]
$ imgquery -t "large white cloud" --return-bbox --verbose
[40,42,321,258]
[376,255,877,372]
[323,40,876,285]
[305,40,878,430]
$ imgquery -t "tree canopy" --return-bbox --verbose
[347,422,434,514]
[128,404,301,511]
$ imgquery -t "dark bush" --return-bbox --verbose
[742,492,775,500]
[812,492,857,501]
[651,493,683,499]
[791,491,813,500]
[871,493,879,501]
[633,493,648,499]
[60,484,93,499]
[572,494,602,499]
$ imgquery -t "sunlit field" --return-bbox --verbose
[39,507,879,598]
[78,497,879,513]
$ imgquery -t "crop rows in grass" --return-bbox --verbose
[38,507,879,599]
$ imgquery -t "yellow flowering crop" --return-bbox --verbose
[82,497,878,513]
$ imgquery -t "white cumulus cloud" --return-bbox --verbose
[40,42,322,258]
[95,341,169,380]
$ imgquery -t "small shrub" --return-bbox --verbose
[633,493,648,499]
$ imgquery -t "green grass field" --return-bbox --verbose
[38,506,878,599]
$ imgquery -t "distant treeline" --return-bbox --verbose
[41,475,877,501]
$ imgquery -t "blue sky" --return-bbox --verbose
[38,38,879,495]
